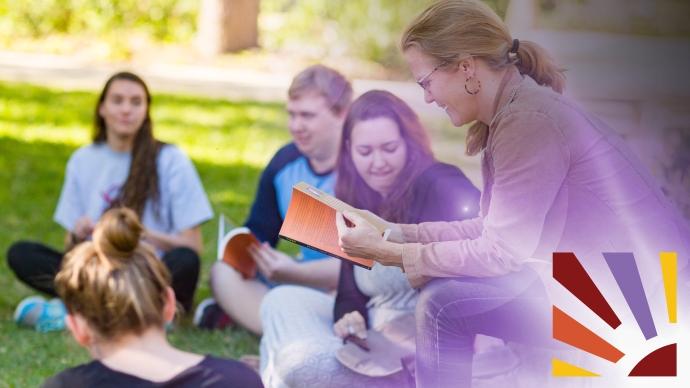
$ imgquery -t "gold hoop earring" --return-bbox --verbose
[464,76,481,95]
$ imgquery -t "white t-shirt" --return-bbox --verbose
[54,143,213,242]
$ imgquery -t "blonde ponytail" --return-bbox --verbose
[514,40,566,94]
[466,122,490,157]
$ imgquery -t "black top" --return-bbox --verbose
[333,162,481,325]
[42,355,263,388]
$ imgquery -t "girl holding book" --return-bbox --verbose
[259,90,482,387]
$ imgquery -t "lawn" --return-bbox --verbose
[0,80,293,386]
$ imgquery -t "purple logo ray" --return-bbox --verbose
[603,252,657,340]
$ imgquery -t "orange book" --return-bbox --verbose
[217,214,259,279]
[279,182,389,270]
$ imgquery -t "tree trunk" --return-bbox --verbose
[196,0,259,55]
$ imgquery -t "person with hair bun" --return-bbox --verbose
[8,72,212,330]
[335,0,690,386]
[42,208,263,388]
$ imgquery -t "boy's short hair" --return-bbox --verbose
[288,65,353,115]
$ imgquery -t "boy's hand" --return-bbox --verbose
[249,242,298,283]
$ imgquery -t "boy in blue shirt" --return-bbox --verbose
[197,65,352,334]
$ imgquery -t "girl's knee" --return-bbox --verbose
[7,241,40,273]
[169,247,200,269]
[273,341,333,386]
[260,285,307,319]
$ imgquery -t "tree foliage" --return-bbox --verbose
[0,0,510,64]
[261,0,509,66]
[0,0,197,42]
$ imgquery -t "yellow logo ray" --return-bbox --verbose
[552,358,600,377]
[660,252,677,323]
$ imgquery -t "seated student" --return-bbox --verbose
[197,65,353,335]
[42,207,263,388]
[8,71,212,330]
[258,90,480,387]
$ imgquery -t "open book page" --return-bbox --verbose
[217,214,259,279]
[336,313,416,377]
[278,182,388,269]
[294,182,389,231]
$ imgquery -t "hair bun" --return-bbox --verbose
[93,207,143,259]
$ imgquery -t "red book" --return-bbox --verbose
[279,182,389,270]
[217,215,259,279]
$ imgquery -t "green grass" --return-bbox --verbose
[0,80,293,386]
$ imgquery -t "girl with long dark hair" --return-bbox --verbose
[9,72,213,330]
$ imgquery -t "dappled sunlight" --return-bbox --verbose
[160,127,288,168]
[0,81,293,316]
[0,81,291,168]
[209,189,253,207]
[0,123,90,146]
[153,99,285,130]
[0,82,281,385]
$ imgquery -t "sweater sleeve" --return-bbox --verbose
[402,111,570,287]
[400,218,483,244]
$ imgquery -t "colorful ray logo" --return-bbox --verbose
[551,252,679,377]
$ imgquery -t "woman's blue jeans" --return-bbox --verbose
[415,267,552,387]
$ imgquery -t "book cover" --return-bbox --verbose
[217,214,259,279]
[278,182,389,270]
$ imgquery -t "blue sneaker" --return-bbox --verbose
[35,298,67,333]
[14,296,46,328]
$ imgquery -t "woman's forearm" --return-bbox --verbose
[400,217,483,244]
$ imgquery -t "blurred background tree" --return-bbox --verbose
[0,0,686,74]
[0,0,197,40]
[196,0,259,55]
[0,0,197,59]
[0,0,510,71]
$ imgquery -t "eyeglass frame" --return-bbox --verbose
[416,61,450,91]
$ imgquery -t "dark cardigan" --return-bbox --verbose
[333,162,481,325]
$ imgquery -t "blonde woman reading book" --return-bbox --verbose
[335,1,690,386]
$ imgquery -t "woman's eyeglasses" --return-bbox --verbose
[416,61,448,91]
